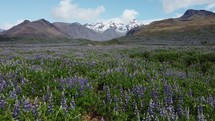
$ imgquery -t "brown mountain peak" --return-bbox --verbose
[180,9,214,20]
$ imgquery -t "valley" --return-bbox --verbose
[0,9,215,121]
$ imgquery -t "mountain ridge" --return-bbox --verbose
[0,19,125,41]
[1,19,70,39]
[53,22,124,41]
[85,19,143,33]
[1,9,215,42]
[180,9,215,20]
[128,9,215,36]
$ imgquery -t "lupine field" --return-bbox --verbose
[0,45,215,121]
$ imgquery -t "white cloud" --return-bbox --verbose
[121,9,139,23]
[175,13,183,18]
[206,3,215,10]
[98,9,139,24]
[52,0,105,21]
[161,0,215,13]
[0,20,24,30]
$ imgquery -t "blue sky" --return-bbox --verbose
[0,0,215,29]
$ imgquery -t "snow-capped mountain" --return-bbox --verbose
[84,19,143,34]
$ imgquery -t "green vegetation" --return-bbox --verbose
[0,45,215,120]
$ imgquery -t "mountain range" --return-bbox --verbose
[0,19,140,41]
[84,19,142,33]
[53,22,124,41]
[0,9,215,43]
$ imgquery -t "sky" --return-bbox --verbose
[0,0,215,30]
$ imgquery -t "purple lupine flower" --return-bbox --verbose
[133,101,138,115]
[13,100,21,119]
[123,92,130,112]
[207,95,213,106]
[78,79,86,96]
[75,91,79,99]
[166,96,173,106]
[9,90,17,99]
[106,89,111,103]
[132,86,138,96]
[23,97,32,112]
[164,83,170,95]
[103,85,107,91]
[15,86,22,94]
[153,90,158,100]
[213,101,215,109]
[43,93,50,102]
[153,101,159,112]
[113,95,118,103]
[178,93,184,104]
[70,97,76,111]
[177,94,184,116]
[152,90,159,111]
[0,97,6,109]
[61,92,68,113]
[145,113,150,121]
[197,105,205,121]
[0,80,7,92]
[159,107,165,117]
[48,93,54,114]
[137,85,145,99]
[177,103,183,116]
[148,99,154,117]
[32,98,39,118]
[125,93,129,104]
[58,79,64,90]
[48,101,54,114]
[1,80,7,89]
[167,105,175,120]
[178,72,186,79]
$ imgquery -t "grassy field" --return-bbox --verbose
[0,43,215,121]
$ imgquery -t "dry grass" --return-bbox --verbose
[135,16,215,36]
[82,113,103,121]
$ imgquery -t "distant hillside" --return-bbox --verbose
[0,20,124,41]
[53,22,123,41]
[1,19,69,39]
[127,9,215,44]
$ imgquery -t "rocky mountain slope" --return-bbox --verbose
[1,19,69,39]
[1,19,125,41]
[125,9,215,44]
[53,22,123,41]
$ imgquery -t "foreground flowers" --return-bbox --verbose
[0,46,214,120]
